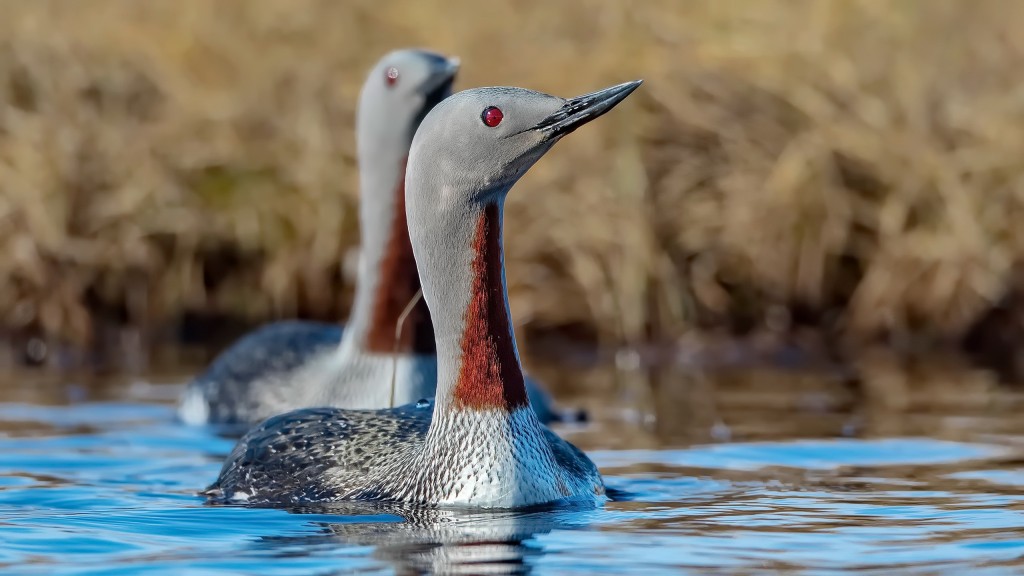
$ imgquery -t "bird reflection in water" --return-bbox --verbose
[252,502,593,574]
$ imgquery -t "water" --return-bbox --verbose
[3,367,1024,574]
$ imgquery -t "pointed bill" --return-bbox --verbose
[532,80,643,139]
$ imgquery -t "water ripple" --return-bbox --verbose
[1,398,1023,574]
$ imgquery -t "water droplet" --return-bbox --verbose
[415,398,430,408]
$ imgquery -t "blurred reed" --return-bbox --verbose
[1,0,1023,366]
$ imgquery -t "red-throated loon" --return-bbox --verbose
[204,79,642,508]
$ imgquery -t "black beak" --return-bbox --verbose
[533,80,643,139]
[424,74,456,109]
[422,57,460,102]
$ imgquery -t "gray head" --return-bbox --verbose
[357,49,460,177]
[403,80,642,414]
[406,81,642,209]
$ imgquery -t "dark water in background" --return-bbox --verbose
[2,359,1024,575]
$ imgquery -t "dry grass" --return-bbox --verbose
[2,0,1024,359]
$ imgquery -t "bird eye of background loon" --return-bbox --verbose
[385,66,399,87]
[481,106,503,127]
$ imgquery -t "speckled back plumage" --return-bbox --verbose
[206,402,432,503]
[204,402,602,507]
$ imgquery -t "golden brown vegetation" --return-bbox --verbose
[1,0,1023,365]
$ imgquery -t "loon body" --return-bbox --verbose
[205,80,642,508]
[207,401,598,506]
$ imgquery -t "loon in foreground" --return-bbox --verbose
[178,49,573,426]
[205,79,643,508]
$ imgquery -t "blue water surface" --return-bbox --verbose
[1,383,1024,575]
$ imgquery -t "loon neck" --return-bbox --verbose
[451,202,528,411]
[344,156,435,357]
[420,199,530,418]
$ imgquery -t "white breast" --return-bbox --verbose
[426,408,574,508]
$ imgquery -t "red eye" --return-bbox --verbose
[481,106,503,127]
[385,66,399,87]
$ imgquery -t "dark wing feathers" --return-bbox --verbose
[206,403,432,505]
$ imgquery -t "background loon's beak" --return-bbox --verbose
[534,80,643,139]
[422,57,460,98]
[443,57,461,79]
